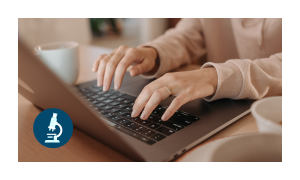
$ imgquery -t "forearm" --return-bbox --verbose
[139,18,206,77]
[201,53,282,101]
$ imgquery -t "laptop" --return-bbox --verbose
[18,39,254,161]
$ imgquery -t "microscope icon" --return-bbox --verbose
[45,113,63,143]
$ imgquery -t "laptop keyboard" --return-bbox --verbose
[79,84,201,145]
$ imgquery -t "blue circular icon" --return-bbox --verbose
[33,108,73,148]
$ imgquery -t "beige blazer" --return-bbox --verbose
[141,18,282,101]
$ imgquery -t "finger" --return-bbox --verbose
[96,55,110,87]
[92,54,105,72]
[131,78,170,117]
[103,47,126,91]
[114,48,141,90]
[129,58,152,76]
[139,87,170,120]
[161,93,190,121]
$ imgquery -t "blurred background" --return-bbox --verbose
[18,18,181,49]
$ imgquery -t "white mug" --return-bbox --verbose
[34,41,79,85]
[251,96,282,135]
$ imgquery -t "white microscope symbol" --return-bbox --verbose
[45,113,63,143]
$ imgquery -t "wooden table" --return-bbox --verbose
[18,45,258,162]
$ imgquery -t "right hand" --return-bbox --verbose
[92,45,158,91]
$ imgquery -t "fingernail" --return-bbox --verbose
[161,114,168,121]
[131,110,137,117]
[114,83,119,90]
[92,68,95,72]
[141,112,146,119]
[131,69,137,76]
[103,84,108,91]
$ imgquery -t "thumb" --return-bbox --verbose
[130,59,154,76]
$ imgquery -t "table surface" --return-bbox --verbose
[18,45,258,162]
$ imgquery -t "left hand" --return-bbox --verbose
[131,67,218,121]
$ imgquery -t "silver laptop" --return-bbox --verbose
[18,39,254,161]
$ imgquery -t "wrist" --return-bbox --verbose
[138,46,160,75]
[198,67,218,96]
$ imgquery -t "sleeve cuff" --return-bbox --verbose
[200,61,243,102]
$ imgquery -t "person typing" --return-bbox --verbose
[92,18,282,121]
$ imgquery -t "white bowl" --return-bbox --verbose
[179,133,282,162]
[251,96,282,135]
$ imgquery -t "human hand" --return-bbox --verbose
[131,67,218,121]
[92,45,158,91]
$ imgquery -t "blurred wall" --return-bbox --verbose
[18,18,92,49]
[139,18,167,44]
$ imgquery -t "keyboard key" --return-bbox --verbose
[96,97,107,101]
[103,99,113,103]
[150,133,166,141]
[108,95,118,99]
[103,93,113,97]
[110,116,122,122]
[116,125,132,133]
[104,113,114,118]
[184,115,200,122]
[86,98,93,102]
[108,89,117,94]
[123,100,132,104]
[152,109,162,115]
[116,111,127,116]
[142,129,156,137]
[156,126,175,136]
[116,97,125,101]
[80,87,90,93]
[134,125,147,132]
[95,103,106,107]
[156,105,167,113]
[163,121,184,131]
[91,94,100,99]
[152,118,165,125]
[84,93,93,97]
[169,116,192,126]
[131,131,142,138]
[138,120,151,126]
[146,123,161,130]
[89,88,101,93]
[116,119,130,125]
[97,91,106,95]
[109,102,120,106]
[90,86,102,90]
[102,105,113,110]
[108,108,120,113]
[117,104,127,108]
[91,100,99,104]
[131,117,142,122]
[173,111,200,122]
[124,122,139,129]
[98,109,107,114]
[125,107,132,111]
[148,115,158,121]
[119,113,132,119]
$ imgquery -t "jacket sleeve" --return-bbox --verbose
[201,53,282,101]
[139,18,206,78]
